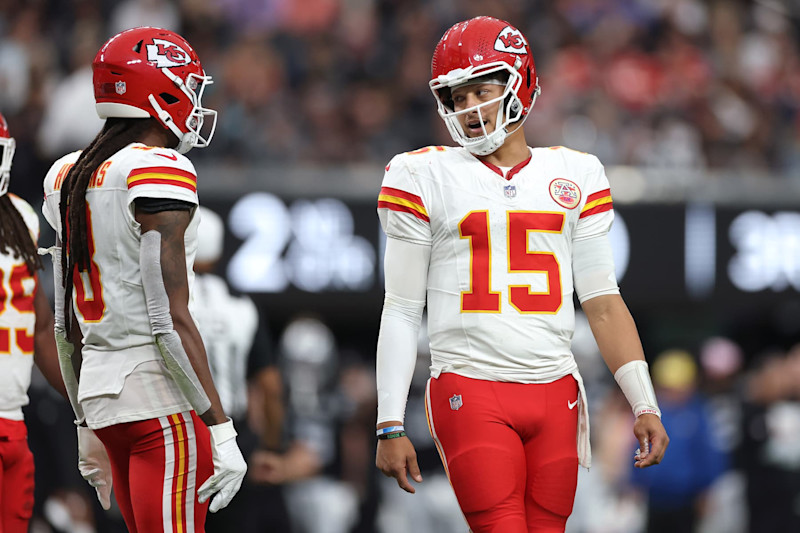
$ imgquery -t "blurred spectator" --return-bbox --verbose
[36,20,104,160]
[629,349,728,533]
[3,0,800,182]
[697,336,747,533]
[740,346,800,532]
[108,0,181,36]
[191,206,292,532]
[250,315,360,533]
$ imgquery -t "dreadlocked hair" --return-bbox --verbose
[0,194,42,275]
[59,117,153,324]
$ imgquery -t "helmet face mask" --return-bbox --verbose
[0,114,15,197]
[431,62,527,156]
[430,17,541,156]
[93,27,217,153]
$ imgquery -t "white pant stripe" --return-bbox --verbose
[159,416,175,533]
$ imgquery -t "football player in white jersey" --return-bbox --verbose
[40,27,246,532]
[374,17,669,533]
[0,112,68,533]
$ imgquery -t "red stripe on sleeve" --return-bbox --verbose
[579,202,614,219]
[128,166,197,181]
[128,178,197,192]
[585,188,611,203]
[380,186,423,206]
[378,200,430,223]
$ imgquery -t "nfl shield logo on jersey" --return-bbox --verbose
[504,185,516,199]
[115,81,126,95]
[449,394,463,411]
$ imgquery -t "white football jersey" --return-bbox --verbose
[190,273,258,419]
[0,195,40,420]
[378,145,614,383]
[42,143,199,418]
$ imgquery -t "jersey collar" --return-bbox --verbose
[478,151,533,181]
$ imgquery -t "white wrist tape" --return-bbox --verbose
[614,360,661,418]
[140,230,211,415]
[208,418,238,444]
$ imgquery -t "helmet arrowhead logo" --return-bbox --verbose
[494,26,527,54]
[146,38,191,68]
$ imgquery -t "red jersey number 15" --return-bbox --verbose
[459,210,564,314]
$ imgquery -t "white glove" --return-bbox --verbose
[77,426,113,510]
[197,418,247,513]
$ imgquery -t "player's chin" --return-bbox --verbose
[463,126,493,138]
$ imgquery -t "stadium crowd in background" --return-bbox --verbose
[1,1,800,532]
[3,0,800,206]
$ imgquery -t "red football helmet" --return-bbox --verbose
[0,112,15,197]
[430,17,540,155]
[93,27,216,154]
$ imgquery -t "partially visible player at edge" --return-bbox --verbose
[375,16,669,533]
[0,113,68,533]
[40,27,246,532]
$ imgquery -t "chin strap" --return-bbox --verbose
[147,94,193,154]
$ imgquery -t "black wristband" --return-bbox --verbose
[377,431,406,440]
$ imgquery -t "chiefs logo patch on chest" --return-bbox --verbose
[549,178,581,209]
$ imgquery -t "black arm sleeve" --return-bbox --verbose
[247,318,276,378]
[134,197,195,213]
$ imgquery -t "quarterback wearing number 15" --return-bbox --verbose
[374,16,669,533]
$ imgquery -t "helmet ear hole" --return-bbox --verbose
[133,40,143,53]
[160,92,179,105]
[437,87,454,112]
[526,67,531,88]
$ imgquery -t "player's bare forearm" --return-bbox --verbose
[136,208,226,426]
[256,367,284,450]
[583,294,670,466]
[32,283,68,400]
[581,293,645,374]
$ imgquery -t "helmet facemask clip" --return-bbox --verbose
[0,136,16,197]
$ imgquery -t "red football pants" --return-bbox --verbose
[94,411,213,533]
[426,373,579,533]
[0,420,34,533]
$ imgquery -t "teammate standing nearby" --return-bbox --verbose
[40,27,246,532]
[0,113,68,533]
[374,17,669,532]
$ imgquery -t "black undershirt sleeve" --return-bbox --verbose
[134,197,195,213]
